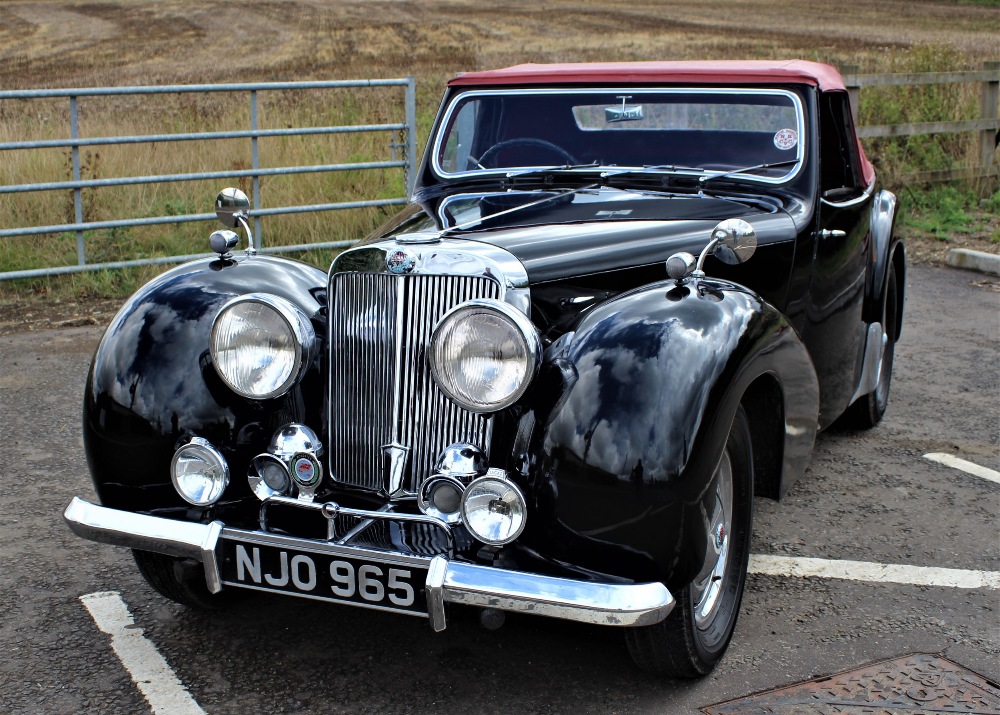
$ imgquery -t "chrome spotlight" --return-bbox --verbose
[248,423,324,502]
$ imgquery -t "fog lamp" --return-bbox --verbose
[249,454,290,501]
[418,475,466,524]
[171,437,229,506]
[460,474,527,545]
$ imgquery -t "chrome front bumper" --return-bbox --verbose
[63,497,674,631]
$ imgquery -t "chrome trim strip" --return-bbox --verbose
[820,180,876,209]
[65,498,675,630]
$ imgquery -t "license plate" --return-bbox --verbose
[217,531,429,616]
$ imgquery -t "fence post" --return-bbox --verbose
[405,76,417,197]
[250,90,263,246]
[841,65,861,126]
[980,61,999,176]
[70,96,85,266]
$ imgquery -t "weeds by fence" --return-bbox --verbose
[0,79,416,281]
[844,62,999,184]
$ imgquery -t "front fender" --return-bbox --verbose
[83,255,327,518]
[517,278,818,591]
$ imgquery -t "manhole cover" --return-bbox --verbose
[703,654,1000,713]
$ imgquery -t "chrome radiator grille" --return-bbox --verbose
[329,272,501,496]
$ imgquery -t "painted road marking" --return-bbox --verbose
[924,452,1000,485]
[749,555,1000,590]
[80,591,206,715]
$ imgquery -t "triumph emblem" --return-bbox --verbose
[386,248,417,274]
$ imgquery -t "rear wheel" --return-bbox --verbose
[842,260,899,430]
[625,405,754,677]
[133,549,241,610]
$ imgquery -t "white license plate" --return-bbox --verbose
[218,534,429,616]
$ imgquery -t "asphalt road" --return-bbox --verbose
[1,263,997,714]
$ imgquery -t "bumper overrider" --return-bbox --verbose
[63,496,674,630]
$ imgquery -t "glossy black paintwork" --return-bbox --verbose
[82,78,903,592]
[501,277,818,589]
[84,255,327,519]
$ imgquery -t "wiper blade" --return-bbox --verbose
[503,162,602,179]
[698,159,800,184]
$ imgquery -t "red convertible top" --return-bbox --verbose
[449,60,874,186]
[449,60,848,92]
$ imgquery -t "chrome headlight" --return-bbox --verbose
[461,473,527,545]
[171,437,229,506]
[210,293,315,399]
[429,299,541,413]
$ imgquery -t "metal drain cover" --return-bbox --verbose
[703,654,1000,713]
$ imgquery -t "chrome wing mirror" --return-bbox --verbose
[666,219,757,283]
[209,187,256,258]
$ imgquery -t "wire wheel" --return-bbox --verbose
[625,405,754,677]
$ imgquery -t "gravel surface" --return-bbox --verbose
[0,263,997,714]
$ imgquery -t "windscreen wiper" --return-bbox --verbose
[502,162,602,179]
[698,159,800,185]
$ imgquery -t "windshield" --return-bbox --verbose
[433,88,805,184]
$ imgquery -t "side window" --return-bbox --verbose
[439,100,478,173]
[819,92,863,200]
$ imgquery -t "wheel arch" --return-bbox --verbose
[741,373,784,501]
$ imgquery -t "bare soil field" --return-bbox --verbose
[1,1,998,89]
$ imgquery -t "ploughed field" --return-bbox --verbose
[0,0,997,88]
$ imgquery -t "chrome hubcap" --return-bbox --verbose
[692,450,733,629]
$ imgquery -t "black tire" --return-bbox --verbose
[840,260,899,430]
[624,405,754,677]
[133,549,242,610]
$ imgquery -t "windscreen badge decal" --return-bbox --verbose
[774,128,798,150]
[606,95,644,123]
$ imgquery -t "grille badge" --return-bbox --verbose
[386,248,417,274]
[382,442,411,497]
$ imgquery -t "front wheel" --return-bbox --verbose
[133,550,243,610]
[624,405,754,677]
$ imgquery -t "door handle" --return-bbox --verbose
[817,229,847,239]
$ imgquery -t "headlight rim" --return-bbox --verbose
[460,473,528,546]
[429,298,542,414]
[170,436,230,507]
[210,292,316,400]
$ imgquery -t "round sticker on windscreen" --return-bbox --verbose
[774,128,798,151]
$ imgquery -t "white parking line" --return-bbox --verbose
[923,452,1000,485]
[749,555,1000,589]
[80,591,206,715]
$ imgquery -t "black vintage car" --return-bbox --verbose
[65,60,904,676]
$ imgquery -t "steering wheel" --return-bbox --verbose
[474,138,578,169]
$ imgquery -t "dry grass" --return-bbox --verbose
[0,0,998,306]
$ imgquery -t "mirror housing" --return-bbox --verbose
[213,188,255,255]
[215,187,250,228]
[710,219,757,265]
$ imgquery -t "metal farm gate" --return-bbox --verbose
[0,78,417,280]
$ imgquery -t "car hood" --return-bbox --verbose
[404,190,799,283]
